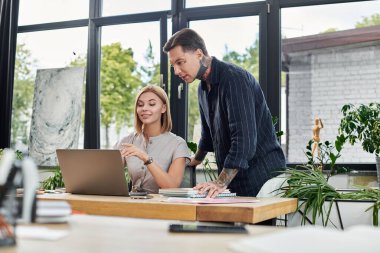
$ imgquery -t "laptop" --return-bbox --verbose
[56,149,129,196]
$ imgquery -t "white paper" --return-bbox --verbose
[16,226,69,240]
[229,225,380,253]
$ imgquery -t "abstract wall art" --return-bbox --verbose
[29,67,85,166]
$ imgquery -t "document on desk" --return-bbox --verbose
[35,200,72,223]
[16,226,69,240]
[164,198,259,204]
[229,225,380,253]
[159,188,236,198]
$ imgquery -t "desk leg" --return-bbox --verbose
[256,218,277,226]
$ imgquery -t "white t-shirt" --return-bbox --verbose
[114,132,191,193]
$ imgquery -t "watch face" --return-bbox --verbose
[145,157,153,165]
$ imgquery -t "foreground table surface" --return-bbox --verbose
[37,193,297,224]
[3,215,283,253]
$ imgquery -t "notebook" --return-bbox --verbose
[159,188,236,198]
[56,149,129,196]
[165,198,259,204]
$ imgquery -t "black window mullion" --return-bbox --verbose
[160,14,169,93]
[92,11,168,26]
[259,7,268,99]
[84,0,102,149]
[169,0,188,140]
[17,19,88,33]
[266,0,281,132]
[0,0,20,148]
[183,1,265,20]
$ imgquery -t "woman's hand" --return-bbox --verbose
[120,143,149,163]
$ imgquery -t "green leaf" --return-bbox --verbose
[187,141,197,154]
[339,103,380,156]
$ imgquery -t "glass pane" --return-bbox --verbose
[12,28,88,151]
[18,0,89,26]
[100,22,161,148]
[281,0,380,163]
[186,0,261,8]
[102,0,171,16]
[188,16,259,179]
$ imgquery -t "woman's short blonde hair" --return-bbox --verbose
[134,85,172,134]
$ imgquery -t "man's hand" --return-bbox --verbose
[189,149,207,167]
[193,181,227,198]
[189,157,202,167]
[194,168,239,198]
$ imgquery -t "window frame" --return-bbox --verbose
[0,0,376,170]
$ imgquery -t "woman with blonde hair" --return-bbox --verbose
[115,85,190,194]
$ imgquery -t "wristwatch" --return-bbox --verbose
[144,156,153,165]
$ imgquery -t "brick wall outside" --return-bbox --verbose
[286,42,380,163]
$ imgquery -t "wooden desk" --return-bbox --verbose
[2,215,283,253]
[38,194,297,224]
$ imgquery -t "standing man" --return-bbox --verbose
[163,28,285,198]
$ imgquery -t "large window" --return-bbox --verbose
[186,0,261,8]
[100,22,161,148]
[18,0,89,25]
[102,0,170,16]
[281,0,380,163]
[12,28,88,150]
[2,0,376,169]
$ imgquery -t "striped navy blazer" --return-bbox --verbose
[197,57,286,196]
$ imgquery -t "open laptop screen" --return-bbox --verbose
[56,149,129,196]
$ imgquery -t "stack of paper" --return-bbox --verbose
[16,226,69,240]
[165,197,259,204]
[159,188,236,198]
[35,201,72,223]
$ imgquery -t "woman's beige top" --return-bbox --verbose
[114,132,191,193]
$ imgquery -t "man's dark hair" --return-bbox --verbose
[163,28,208,56]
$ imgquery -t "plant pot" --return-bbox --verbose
[376,156,380,187]
[287,199,377,229]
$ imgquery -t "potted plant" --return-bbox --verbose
[277,104,380,228]
[41,167,65,190]
[281,164,380,228]
[339,102,380,185]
